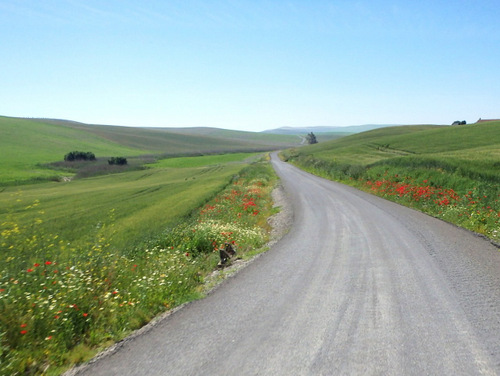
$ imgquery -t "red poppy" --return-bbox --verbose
[45,261,52,265]
[34,263,40,267]
[20,324,27,328]
[27,268,34,272]
[20,330,27,335]
[83,313,88,317]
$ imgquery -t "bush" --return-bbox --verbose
[64,151,96,162]
[108,157,127,165]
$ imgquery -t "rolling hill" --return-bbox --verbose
[282,121,500,241]
[0,116,300,185]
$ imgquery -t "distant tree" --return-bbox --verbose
[108,157,127,165]
[452,120,467,126]
[64,151,96,161]
[306,132,318,144]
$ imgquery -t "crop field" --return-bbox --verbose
[0,149,278,374]
[151,152,261,168]
[282,121,500,242]
[1,163,244,254]
[0,116,287,374]
[0,116,299,185]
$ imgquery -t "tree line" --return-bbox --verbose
[64,151,127,165]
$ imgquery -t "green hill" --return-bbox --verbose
[293,122,500,171]
[282,121,500,241]
[0,116,299,185]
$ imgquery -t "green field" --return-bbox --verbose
[151,152,261,168]
[0,116,299,185]
[1,162,245,257]
[0,116,288,374]
[1,154,277,374]
[282,121,500,241]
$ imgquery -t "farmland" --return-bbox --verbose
[0,116,299,185]
[0,116,288,374]
[281,121,500,242]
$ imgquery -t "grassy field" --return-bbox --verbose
[0,116,299,185]
[282,121,500,242]
[0,116,290,374]
[1,161,245,257]
[0,149,278,374]
[150,152,261,168]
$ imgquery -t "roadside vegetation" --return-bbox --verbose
[0,152,277,375]
[281,121,500,243]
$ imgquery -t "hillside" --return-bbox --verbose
[0,116,300,185]
[294,122,500,167]
[282,121,500,242]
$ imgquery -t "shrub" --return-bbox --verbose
[64,151,96,162]
[108,157,127,165]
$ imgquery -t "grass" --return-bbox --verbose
[0,117,145,185]
[0,153,278,375]
[0,163,244,256]
[282,121,500,242]
[151,152,261,168]
[0,116,299,186]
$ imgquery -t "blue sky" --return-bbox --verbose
[1,0,499,131]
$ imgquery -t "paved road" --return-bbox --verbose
[73,153,500,375]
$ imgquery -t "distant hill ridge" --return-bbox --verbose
[263,124,403,135]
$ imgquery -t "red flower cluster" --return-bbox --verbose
[365,179,460,206]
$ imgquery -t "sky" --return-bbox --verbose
[1,0,499,132]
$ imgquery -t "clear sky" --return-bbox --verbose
[1,1,499,131]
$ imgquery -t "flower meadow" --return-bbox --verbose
[0,162,276,375]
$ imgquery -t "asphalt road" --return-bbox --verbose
[72,153,500,376]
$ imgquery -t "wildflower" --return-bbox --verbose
[34,263,40,267]
[45,336,53,340]
[83,313,88,317]
[27,268,34,272]
[20,324,27,328]
[20,330,27,335]
[45,261,52,265]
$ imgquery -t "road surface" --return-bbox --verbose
[72,153,500,375]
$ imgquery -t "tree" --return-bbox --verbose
[64,151,96,161]
[108,157,127,165]
[306,132,318,144]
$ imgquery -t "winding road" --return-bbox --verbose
[72,153,500,375]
